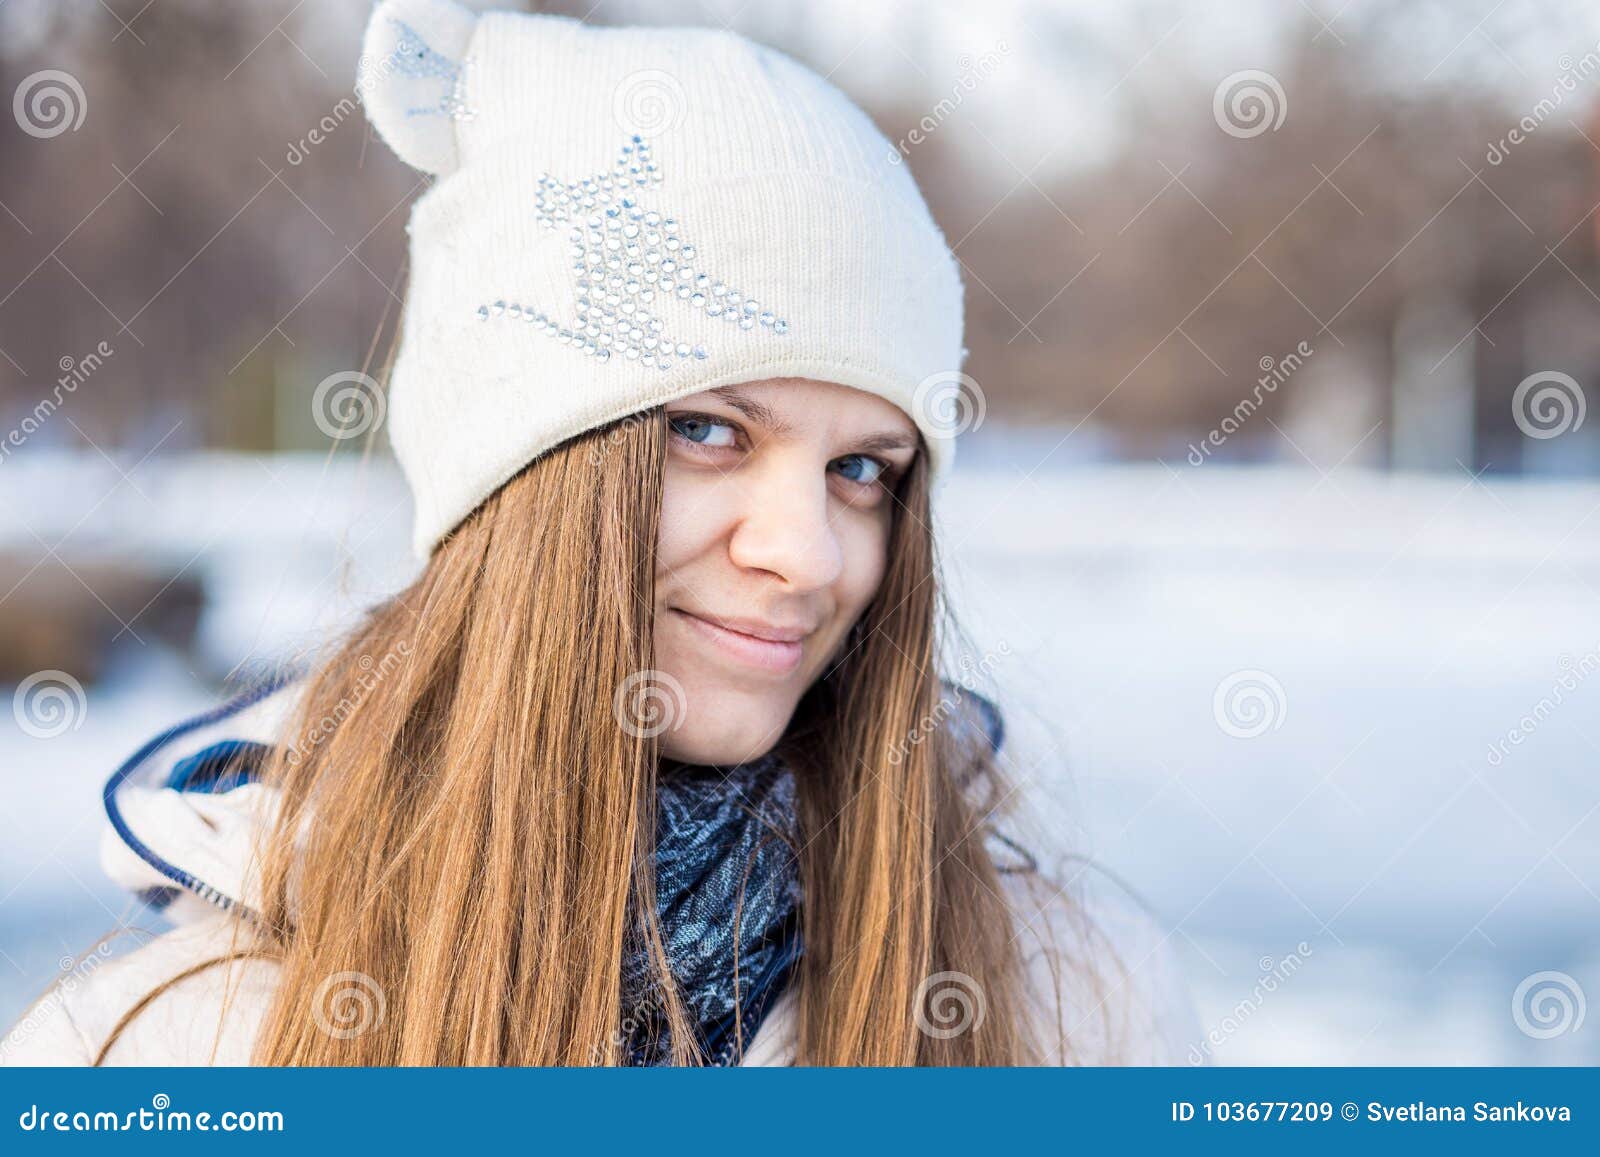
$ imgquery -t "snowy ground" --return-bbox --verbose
[2,446,1596,1064]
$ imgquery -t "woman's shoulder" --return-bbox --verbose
[1,916,278,1067]
[1001,864,1199,1065]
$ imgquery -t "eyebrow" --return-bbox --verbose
[708,385,794,435]
[706,385,919,456]
[849,431,919,456]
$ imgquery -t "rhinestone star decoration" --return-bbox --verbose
[474,135,790,370]
[388,19,475,121]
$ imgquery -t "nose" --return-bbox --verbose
[726,458,843,591]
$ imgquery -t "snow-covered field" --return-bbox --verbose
[2,446,1596,1063]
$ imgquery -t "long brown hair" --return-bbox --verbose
[98,408,1051,1065]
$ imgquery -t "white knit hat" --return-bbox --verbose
[358,0,967,557]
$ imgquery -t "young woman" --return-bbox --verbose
[3,1,1193,1067]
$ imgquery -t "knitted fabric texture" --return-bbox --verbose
[358,0,967,556]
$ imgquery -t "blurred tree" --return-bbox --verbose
[0,0,1596,474]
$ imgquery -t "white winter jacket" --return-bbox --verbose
[2,680,1199,1067]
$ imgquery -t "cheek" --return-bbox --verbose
[831,510,891,622]
[656,462,729,573]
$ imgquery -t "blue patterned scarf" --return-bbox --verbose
[620,753,803,1065]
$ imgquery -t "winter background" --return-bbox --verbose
[1,0,1598,1064]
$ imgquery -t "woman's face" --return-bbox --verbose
[651,378,919,765]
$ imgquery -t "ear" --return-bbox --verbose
[357,0,480,176]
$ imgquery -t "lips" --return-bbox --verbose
[669,607,814,675]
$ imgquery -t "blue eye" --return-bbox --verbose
[669,415,738,447]
[832,454,887,484]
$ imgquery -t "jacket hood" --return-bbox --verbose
[100,674,1007,922]
[99,675,303,925]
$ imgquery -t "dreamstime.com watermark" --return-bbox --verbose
[312,370,386,441]
[888,42,1011,164]
[312,971,387,1040]
[1188,941,1314,1064]
[285,643,411,764]
[914,970,987,1039]
[586,410,652,468]
[614,668,689,739]
[12,69,86,138]
[11,669,88,739]
[1212,669,1287,739]
[1213,70,1287,139]
[1486,44,1600,165]
[0,341,115,464]
[613,68,686,138]
[17,1094,283,1134]
[287,93,363,167]
[1484,645,1599,766]
[912,370,986,441]
[286,34,416,165]
[593,990,669,1063]
[1187,340,1313,465]
[1511,970,1586,1040]
[1,943,115,1061]
[1511,370,1587,440]
[888,641,1011,766]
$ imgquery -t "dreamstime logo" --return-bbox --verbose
[888,642,1011,765]
[913,371,986,440]
[612,69,686,138]
[888,41,1011,164]
[1187,340,1313,465]
[1486,45,1600,165]
[1512,371,1586,440]
[16,1091,283,1133]
[1511,971,1586,1040]
[1188,940,1314,1064]
[288,38,412,165]
[285,641,412,765]
[13,70,87,138]
[914,971,986,1039]
[612,669,688,739]
[0,339,114,464]
[286,95,358,166]
[1212,70,1287,139]
[594,991,667,1064]
[586,411,652,469]
[312,971,387,1040]
[2,942,115,1059]
[1212,669,1287,739]
[13,670,87,739]
[312,371,386,441]
[1485,646,1599,766]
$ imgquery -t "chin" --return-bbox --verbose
[656,675,797,766]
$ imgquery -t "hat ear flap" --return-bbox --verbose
[357,0,479,176]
